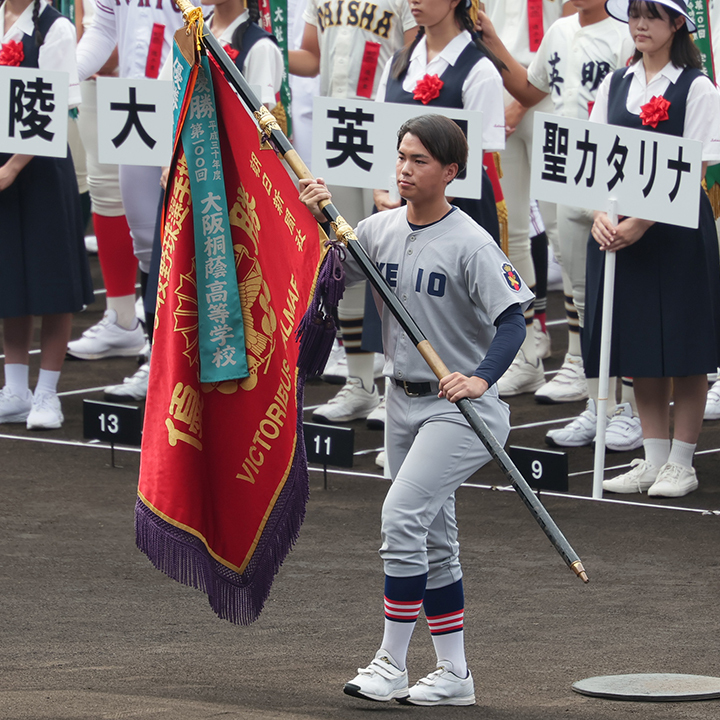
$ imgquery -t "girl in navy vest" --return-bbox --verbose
[586,0,720,497]
[0,0,93,429]
[374,0,506,244]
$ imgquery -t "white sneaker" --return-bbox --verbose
[648,462,699,498]
[605,403,643,452]
[533,318,552,360]
[312,377,379,423]
[343,650,409,702]
[67,310,145,360]
[400,664,475,707]
[26,391,63,430]
[534,353,588,404]
[496,349,545,397]
[602,458,658,494]
[104,363,150,401]
[366,396,386,430]
[704,379,720,420]
[375,450,386,469]
[545,399,597,448]
[0,386,33,423]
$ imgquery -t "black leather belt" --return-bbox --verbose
[392,378,437,397]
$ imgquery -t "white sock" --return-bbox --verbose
[380,618,416,672]
[668,439,696,469]
[107,294,139,330]
[346,352,375,393]
[35,369,61,396]
[644,438,671,468]
[587,377,617,416]
[4,363,29,396]
[567,329,582,358]
[431,631,467,678]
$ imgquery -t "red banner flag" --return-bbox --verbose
[135,54,324,624]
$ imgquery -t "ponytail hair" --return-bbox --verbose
[231,0,261,52]
[32,0,44,47]
[391,0,506,80]
[391,26,425,80]
[455,0,506,74]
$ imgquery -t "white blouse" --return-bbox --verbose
[376,31,506,152]
[590,60,720,163]
[0,0,81,107]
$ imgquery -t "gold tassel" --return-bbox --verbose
[497,199,509,256]
[468,0,480,27]
[703,178,720,220]
[493,150,503,179]
[271,102,288,137]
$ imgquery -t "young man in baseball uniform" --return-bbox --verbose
[300,114,534,706]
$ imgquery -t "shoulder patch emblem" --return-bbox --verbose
[502,262,522,292]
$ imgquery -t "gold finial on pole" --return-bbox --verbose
[254,106,281,136]
[329,216,356,247]
[174,0,205,51]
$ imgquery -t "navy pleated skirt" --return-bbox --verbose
[0,149,94,318]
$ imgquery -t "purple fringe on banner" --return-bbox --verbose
[296,241,346,377]
[135,375,311,625]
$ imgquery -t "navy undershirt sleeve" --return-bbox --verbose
[472,303,526,388]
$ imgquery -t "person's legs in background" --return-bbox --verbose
[495,97,545,396]
[68,80,144,361]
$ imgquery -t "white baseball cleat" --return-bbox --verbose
[496,349,545,397]
[605,402,643,452]
[545,399,597,448]
[343,650,409,702]
[312,377,379,423]
[704,379,720,420]
[399,664,475,706]
[534,353,588,404]
[67,310,145,360]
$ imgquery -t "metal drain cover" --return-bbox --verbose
[572,673,720,702]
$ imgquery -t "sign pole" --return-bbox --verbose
[592,199,618,499]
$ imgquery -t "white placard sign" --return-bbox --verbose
[0,66,69,158]
[312,97,484,199]
[531,112,703,228]
[97,78,173,166]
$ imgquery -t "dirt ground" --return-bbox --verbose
[1,256,719,720]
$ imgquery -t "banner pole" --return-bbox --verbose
[175,1,588,584]
[592,199,618,499]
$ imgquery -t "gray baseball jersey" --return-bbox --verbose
[347,206,535,384]
[302,0,415,99]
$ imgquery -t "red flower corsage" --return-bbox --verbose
[0,39,24,67]
[223,44,240,61]
[413,74,443,104]
[639,95,670,128]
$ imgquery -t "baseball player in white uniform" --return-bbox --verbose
[479,0,643,451]
[484,0,574,397]
[300,114,533,706]
[74,0,184,398]
[76,1,184,275]
[290,0,417,426]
